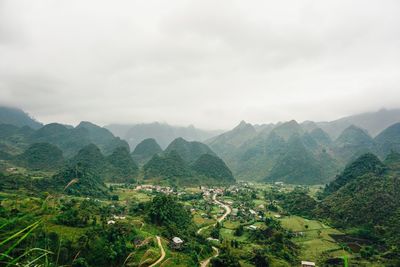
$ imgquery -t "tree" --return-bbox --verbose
[211,247,240,267]
[234,225,244,237]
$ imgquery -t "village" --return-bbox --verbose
[107,182,327,266]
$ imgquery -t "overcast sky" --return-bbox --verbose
[1,0,400,129]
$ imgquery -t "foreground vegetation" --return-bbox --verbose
[2,168,395,266]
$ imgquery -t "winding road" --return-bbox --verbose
[197,194,232,235]
[197,194,231,266]
[200,246,219,267]
[149,236,165,267]
[212,194,232,223]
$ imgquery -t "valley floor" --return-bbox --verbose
[1,182,386,266]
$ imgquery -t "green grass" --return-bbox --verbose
[115,189,151,202]
[275,215,350,262]
[278,215,327,232]
[193,214,215,227]
[45,223,88,242]
[222,220,240,230]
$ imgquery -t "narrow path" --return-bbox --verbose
[200,246,219,267]
[197,194,232,235]
[149,236,166,267]
[197,224,212,235]
[212,194,231,223]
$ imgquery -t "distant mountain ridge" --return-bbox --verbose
[164,137,216,163]
[105,122,222,150]
[143,137,235,185]
[0,106,42,129]
[316,152,400,250]
[207,109,400,184]
[316,108,400,138]
[2,105,400,185]
[0,121,129,158]
[131,138,163,165]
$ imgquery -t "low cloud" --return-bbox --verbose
[1,0,400,129]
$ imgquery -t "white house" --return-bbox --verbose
[301,261,316,267]
[172,237,184,249]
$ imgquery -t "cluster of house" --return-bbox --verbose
[229,204,264,222]
[107,214,127,225]
[200,186,224,197]
[135,184,174,194]
[6,167,18,173]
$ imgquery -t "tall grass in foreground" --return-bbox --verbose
[0,220,52,266]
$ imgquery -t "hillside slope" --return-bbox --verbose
[131,138,163,165]
[317,152,400,251]
[0,106,42,129]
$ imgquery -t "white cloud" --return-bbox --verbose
[1,0,400,129]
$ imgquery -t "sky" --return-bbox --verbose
[1,0,400,130]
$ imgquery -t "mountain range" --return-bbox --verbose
[105,122,222,149]
[315,152,400,250]
[143,138,234,185]
[0,106,234,187]
[207,115,400,184]
[1,105,400,185]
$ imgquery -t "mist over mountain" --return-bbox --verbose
[143,138,234,185]
[15,142,65,171]
[207,109,400,184]
[131,138,163,165]
[374,122,400,158]
[316,152,400,249]
[105,122,222,150]
[316,108,400,138]
[1,105,400,185]
[0,106,42,129]
[164,137,216,164]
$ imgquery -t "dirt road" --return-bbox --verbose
[149,236,165,267]
[200,246,219,267]
[212,194,231,223]
[197,194,232,234]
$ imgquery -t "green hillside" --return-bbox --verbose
[333,125,375,162]
[16,142,64,171]
[270,120,303,140]
[52,165,109,198]
[309,127,332,146]
[374,122,400,157]
[106,146,139,183]
[207,121,257,158]
[323,153,386,195]
[265,136,324,184]
[191,153,234,182]
[317,153,400,253]
[0,121,128,158]
[0,106,42,129]
[164,137,215,163]
[76,121,129,155]
[143,150,192,180]
[68,144,106,174]
[131,138,162,165]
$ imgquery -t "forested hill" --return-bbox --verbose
[164,137,216,163]
[105,122,221,149]
[143,138,235,185]
[131,138,163,165]
[0,106,42,129]
[208,115,400,184]
[317,108,400,138]
[0,121,129,158]
[323,153,386,195]
[315,152,400,252]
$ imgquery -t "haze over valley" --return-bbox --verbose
[2,1,400,266]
